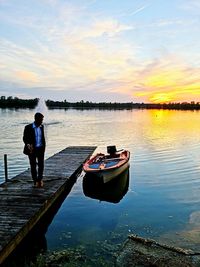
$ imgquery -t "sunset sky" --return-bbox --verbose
[0,0,199,103]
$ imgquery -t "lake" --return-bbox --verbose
[1,107,200,264]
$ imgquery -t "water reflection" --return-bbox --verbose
[82,167,130,203]
[2,108,200,254]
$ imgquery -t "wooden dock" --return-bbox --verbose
[0,146,96,265]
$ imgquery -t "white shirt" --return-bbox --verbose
[32,122,43,147]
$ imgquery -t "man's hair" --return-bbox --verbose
[34,112,44,120]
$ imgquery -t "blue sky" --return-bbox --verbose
[0,0,199,102]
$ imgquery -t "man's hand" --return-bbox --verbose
[27,144,34,154]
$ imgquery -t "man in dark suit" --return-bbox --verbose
[23,112,46,188]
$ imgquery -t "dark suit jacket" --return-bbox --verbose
[23,123,46,155]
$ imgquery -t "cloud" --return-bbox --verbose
[0,0,199,103]
[1,28,199,103]
[80,19,134,38]
[0,9,137,88]
[149,19,184,28]
[131,56,200,102]
[182,0,200,10]
[124,4,150,17]
[15,71,39,83]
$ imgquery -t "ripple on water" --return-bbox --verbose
[134,142,200,195]
[2,108,200,254]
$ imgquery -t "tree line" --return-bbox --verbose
[1,96,200,110]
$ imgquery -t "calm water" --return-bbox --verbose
[1,108,200,262]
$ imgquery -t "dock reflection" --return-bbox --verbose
[82,167,130,203]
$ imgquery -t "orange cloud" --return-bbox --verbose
[149,93,175,103]
[16,70,38,83]
[144,69,183,89]
[133,59,200,103]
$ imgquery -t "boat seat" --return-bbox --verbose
[105,159,121,168]
[88,162,102,169]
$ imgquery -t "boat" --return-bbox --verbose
[83,168,130,203]
[83,146,130,183]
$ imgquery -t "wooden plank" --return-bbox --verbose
[0,146,96,265]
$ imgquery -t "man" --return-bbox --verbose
[23,112,46,188]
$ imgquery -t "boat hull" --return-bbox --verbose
[94,162,129,183]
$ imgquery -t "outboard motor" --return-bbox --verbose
[107,145,117,155]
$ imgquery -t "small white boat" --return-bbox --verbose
[83,146,130,183]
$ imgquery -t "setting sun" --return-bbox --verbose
[149,93,175,103]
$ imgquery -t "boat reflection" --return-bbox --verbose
[82,167,130,203]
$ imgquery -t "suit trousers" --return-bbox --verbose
[28,147,45,182]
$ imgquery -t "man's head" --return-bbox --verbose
[34,112,44,126]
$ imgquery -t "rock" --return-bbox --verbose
[116,234,200,267]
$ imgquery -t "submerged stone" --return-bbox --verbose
[116,234,200,267]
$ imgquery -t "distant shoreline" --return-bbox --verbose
[0,96,200,110]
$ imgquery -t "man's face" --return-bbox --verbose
[35,116,43,126]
